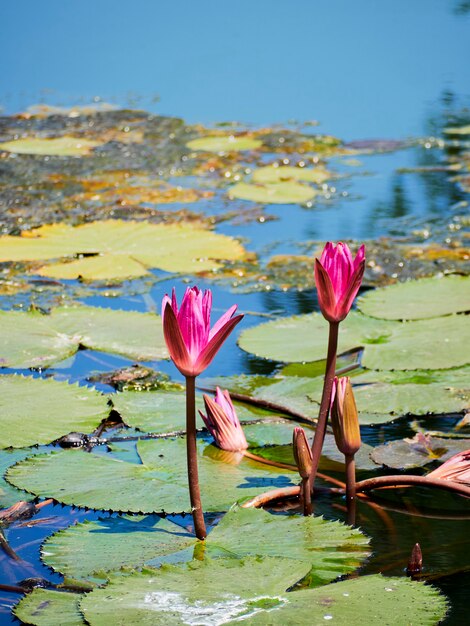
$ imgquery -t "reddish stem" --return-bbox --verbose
[356,475,470,498]
[309,321,339,489]
[301,477,312,516]
[185,376,206,540]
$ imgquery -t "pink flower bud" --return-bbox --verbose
[199,388,248,452]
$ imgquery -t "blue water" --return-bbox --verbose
[1,1,469,139]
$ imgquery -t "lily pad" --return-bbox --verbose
[371,434,470,470]
[14,589,84,626]
[0,136,101,156]
[0,448,36,507]
[79,558,447,626]
[238,311,391,363]
[186,135,262,152]
[357,275,470,320]
[42,516,196,580]
[6,437,297,513]
[228,181,316,204]
[0,376,109,449]
[0,220,247,280]
[239,311,470,370]
[252,165,331,185]
[0,305,167,369]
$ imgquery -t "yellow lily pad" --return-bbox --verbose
[186,135,262,152]
[228,181,317,204]
[443,125,470,135]
[0,136,102,156]
[252,165,331,185]
[0,220,247,280]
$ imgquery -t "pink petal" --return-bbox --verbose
[209,304,238,341]
[353,244,366,271]
[336,259,365,321]
[178,287,209,360]
[162,302,193,376]
[314,259,338,322]
[194,314,244,375]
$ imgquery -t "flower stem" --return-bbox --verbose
[301,477,312,516]
[345,453,356,525]
[309,321,339,490]
[355,475,470,498]
[185,376,206,540]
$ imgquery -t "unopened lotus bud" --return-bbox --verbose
[330,377,361,456]
[406,543,423,577]
[293,427,313,479]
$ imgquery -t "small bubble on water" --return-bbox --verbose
[324,615,333,620]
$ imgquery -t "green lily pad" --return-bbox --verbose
[361,314,469,371]
[42,516,196,580]
[6,437,297,513]
[79,558,447,626]
[0,219,246,279]
[357,275,470,320]
[239,311,470,370]
[371,434,470,470]
[0,305,167,369]
[238,311,390,363]
[228,181,316,204]
[0,448,36,507]
[186,135,262,152]
[0,376,109,449]
[14,589,84,626]
[252,165,331,185]
[0,136,101,156]
[207,506,369,578]
[112,389,276,434]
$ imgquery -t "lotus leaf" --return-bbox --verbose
[186,135,262,152]
[357,275,470,320]
[0,220,247,279]
[228,181,316,204]
[0,376,108,449]
[0,136,101,156]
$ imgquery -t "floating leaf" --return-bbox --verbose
[371,434,470,470]
[112,389,275,433]
[0,305,167,369]
[238,311,391,363]
[0,136,101,156]
[252,165,331,185]
[0,220,246,280]
[0,448,36,507]
[0,376,108,449]
[7,438,296,513]
[239,311,470,370]
[361,314,469,371]
[14,589,84,626]
[444,125,470,135]
[228,181,316,204]
[79,558,446,626]
[42,516,195,580]
[186,135,262,152]
[357,275,470,320]
[207,506,369,578]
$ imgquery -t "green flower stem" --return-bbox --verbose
[185,376,206,540]
[309,321,339,491]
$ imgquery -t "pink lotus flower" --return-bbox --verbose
[162,287,243,377]
[314,242,366,323]
[427,450,470,484]
[199,387,248,451]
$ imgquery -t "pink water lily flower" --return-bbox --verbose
[314,242,366,322]
[199,387,248,451]
[427,450,470,484]
[162,287,243,377]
